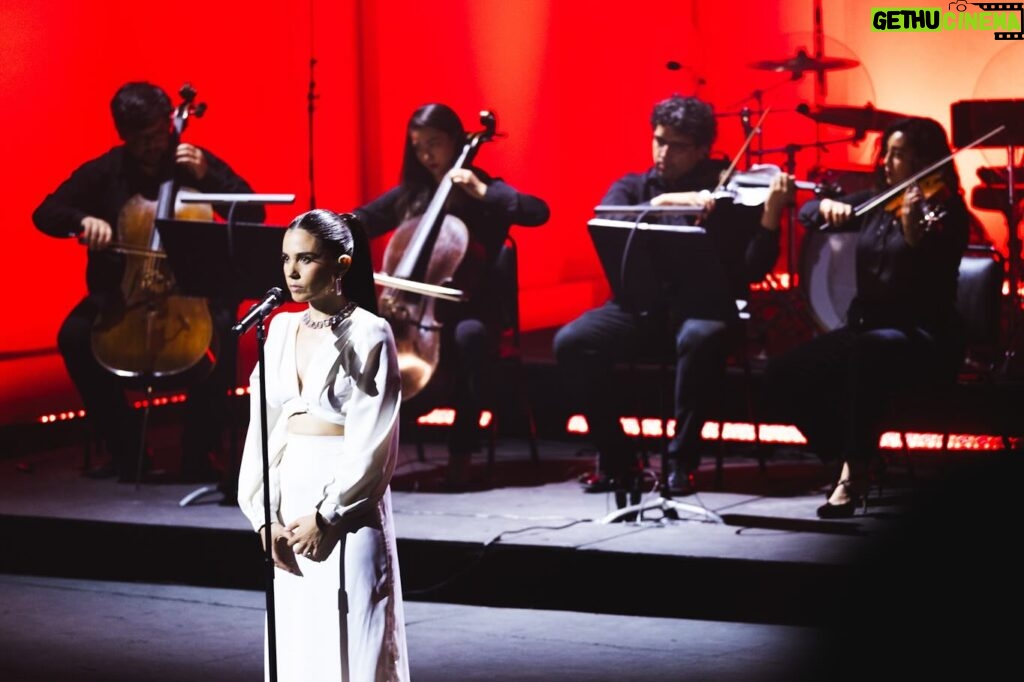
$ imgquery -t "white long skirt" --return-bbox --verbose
[269,433,409,682]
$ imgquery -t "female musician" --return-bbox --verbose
[763,116,970,518]
[237,209,409,680]
[355,103,550,486]
[32,81,264,483]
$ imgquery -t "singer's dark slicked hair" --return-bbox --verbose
[111,82,172,138]
[650,95,717,149]
[286,209,378,315]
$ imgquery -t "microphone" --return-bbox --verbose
[232,287,284,335]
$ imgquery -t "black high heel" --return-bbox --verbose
[816,480,866,519]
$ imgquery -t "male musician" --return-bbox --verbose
[553,94,794,495]
[33,81,265,483]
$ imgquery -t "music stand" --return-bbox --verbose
[156,218,290,507]
[952,100,1024,373]
[586,218,727,525]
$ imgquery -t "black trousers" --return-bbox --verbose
[447,318,492,458]
[553,300,733,478]
[761,324,963,465]
[58,294,237,478]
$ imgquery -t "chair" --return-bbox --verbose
[485,236,540,466]
[884,245,1009,459]
[410,236,540,468]
[619,292,761,495]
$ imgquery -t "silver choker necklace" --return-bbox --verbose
[302,302,357,330]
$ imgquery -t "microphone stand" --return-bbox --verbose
[308,56,319,210]
[254,311,279,682]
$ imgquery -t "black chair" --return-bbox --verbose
[485,236,540,466]
[618,292,761,493]
[885,245,1009,460]
[410,236,540,468]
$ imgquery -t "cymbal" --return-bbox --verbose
[797,103,908,131]
[749,49,859,75]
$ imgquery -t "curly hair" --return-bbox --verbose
[876,117,961,193]
[650,95,717,149]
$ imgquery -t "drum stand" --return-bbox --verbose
[997,145,1023,376]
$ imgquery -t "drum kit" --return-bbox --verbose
[728,51,1024,372]
[724,48,905,337]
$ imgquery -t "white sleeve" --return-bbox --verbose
[315,317,401,523]
[237,316,286,532]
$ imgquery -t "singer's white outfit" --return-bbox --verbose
[238,308,409,682]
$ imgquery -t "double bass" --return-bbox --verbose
[377,111,497,401]
[91,83,215,380]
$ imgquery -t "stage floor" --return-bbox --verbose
[2,435,1020,680]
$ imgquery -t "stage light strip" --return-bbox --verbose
[567,415,1015,451]
[33,401,1015,452]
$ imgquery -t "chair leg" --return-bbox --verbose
[413,418,426,463]
[486,411,497,471]
[515,359,540,464]
[134,385,154,489]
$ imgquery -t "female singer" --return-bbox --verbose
[237,209,409,680]
[763,117,969,518]
[355,103,549,486]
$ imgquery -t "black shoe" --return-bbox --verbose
[815,480,865,519]
[582,473,619,493]
[665,460,696,497]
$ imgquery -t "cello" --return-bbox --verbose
[377,110,497,401]
[91,83,215,379]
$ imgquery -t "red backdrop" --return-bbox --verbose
[1,0,1017,423]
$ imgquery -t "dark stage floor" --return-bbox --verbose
[1,430,1021,680]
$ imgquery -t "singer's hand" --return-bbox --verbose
[79,216,113,249]
[286,514,339,563]
[260,522,301,576]
[819,198,853,226]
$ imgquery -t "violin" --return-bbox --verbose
[716,163,835,207]
[90,83,216,379]
[819,123,1006,231]
[377,111,497,401]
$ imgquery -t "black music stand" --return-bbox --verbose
[952,99,1024,374]
[586,219,726,525]
[156,218,289,507]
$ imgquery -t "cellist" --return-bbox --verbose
[354,103,550,487]
[33,81,265,483]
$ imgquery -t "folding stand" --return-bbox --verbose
[156,192,294,507]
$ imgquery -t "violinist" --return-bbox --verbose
[762,116,969,518]
[33,81,265,483]
[553,94,795,496]
[354,103,550,487]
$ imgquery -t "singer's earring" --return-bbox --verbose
[335,276,344,295]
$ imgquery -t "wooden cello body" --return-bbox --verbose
[378,111,496,401]
[91,85,215,379]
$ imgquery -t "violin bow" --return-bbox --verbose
[713,107,772,194]
[853,124,1006,217]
